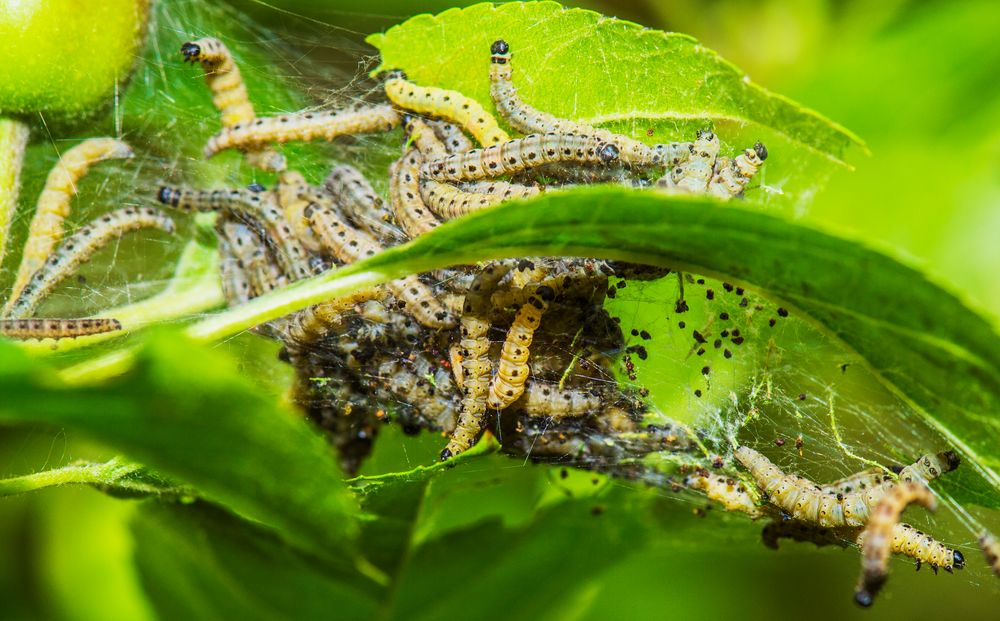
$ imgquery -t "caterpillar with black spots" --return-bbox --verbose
[0,317,122,340]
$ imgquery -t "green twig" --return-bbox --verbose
[0,117,29,267]
[0,457,188,498]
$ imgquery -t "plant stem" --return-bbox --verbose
[0,117,29,267]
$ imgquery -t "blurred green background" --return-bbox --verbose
[1,0,998,619]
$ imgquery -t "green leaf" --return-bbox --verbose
[0,330,362,556]
[124,187,1000,506]
[131,502,380,621]
[368,1,863,167]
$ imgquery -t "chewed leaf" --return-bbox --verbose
[368,1,865,166]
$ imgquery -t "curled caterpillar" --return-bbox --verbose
[0,317,122,340]
[980,531,1000,578]
[180,37,284,171]
[707,142,768,200]
[304,202,455,330]
[684,468,761,518]
[420,132,620,182]
[203,104,400,159]
[8,138,133,308]
[384,71,509,146]
[5,207,175,319]
[855,482,938,607]
[735,446,959,528]
[390,149,439,237]
[442,261,514,460]
[157,185,312,281]
[323,165,404,245]
[487,284,556,410]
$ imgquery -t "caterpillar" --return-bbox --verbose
[280,288,384,349]
[304,202,455,330]
[157,185,312,281]
[707,142,769,200]
[377,354,459,433]
[5,207,175,319]
[420,132,620,183]
[215,225,252,305]
[215,217,288,302]
[180,37,284,171]
[734,446,959,528]
[980,531,1000,578]
[855,482,938,607]
[0,317,122,340]
[8,138,133,308]
[684,469,762,518]
[820,466,896,495]
[419,180,505,220]
[656,129,720,194]
[428,119,474,154]
[275,171,323,253]
[203,104,401,159]
[487,284,557,410]
[460,180,541,201]
[323,165,404,245]
[402,115,449,160]
[390,149,440,237]
[518,382,603,419]
[383,71,509,147]
[442,261,514,460]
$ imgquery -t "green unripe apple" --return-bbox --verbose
[0,0,151,119]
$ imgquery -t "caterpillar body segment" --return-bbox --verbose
[420,133,620,183]
[855,482,938,607]
[443,261,514,460]
[390,149,439,237]
[157,185,312,281]
[377,355,459,433]
[428,119,474,154]
[304,203,454,329]
[384,72,509,147]
[820,467,895,495]
[980,532,1000,578]
[216,225,252,305]
[281,288,384,349]
[487,284,557,410]
[869,523,965,573]
[5,207,175,319]
[0,317,122,340]
[656,129,720,194]
[9,138,133,307]
[180,37,284,171]
[323,165,403,245]
[203,104,401,159]
[419,180,505,220]
[276,171,323,253]
[460,180,541,201]
[735,446,959,528]
[402,115,449,160]
[684,469,762,518]
[518,382,603,419]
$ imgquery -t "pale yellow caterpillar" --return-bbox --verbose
[384,71,509,146]
[443,261,514,460]
[275,171,323,253]
[419,180,505,220]
[684,469,762,518]
[487,284,556,410]
[420,132,620,183]
[304,202,455,330]
[980,531,1000,578]
[390,148,440,238]
[735,446,959,528]
[8,138,133,308]
[0,317,122,340]
[855,482,938,607]
[323,165,403,245]
[157,185,312,281]
[5,207,175,319]
[820,467,895,495]
[518,382,603,419]
[280,288,384,348]
[181,37,284,171]
[707,143,768,200]
[402,115,449,160]
[203,104,400,159]
[428,119,474,154]
[656,129,720,194]
[461,180,541,201]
